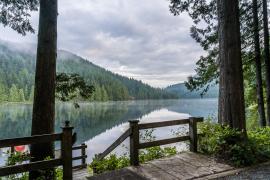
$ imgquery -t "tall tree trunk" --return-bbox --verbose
[253,0,266,126]
[262,0,270,125]
[29,0,57,179]
[217,0,246,130]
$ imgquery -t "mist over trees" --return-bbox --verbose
[0,44,177,102]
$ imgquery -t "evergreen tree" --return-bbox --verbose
[169,0,268,128]
[18,89,25,102]
[252,0,266,126]
[262,0,270,124]
[0,42,178,102]
[9,84,19,102]
[93,85,102,101]
[29,86,34,101]
[24,85,29,101]
[217,0,245,130]
[0,82,7,102]
[30,0,58,178]
[101,86,109,101]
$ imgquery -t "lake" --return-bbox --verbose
[0,99,218,165]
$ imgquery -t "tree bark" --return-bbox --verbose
[252,0,266,126]
[217,0,246,130]
[30,0,57,179]
[262,0,270,125]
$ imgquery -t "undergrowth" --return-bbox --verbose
[89,129,178,174]
[198,121,270,167]
[1,151,63,180]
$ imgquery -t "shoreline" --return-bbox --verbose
[0,97,218,106]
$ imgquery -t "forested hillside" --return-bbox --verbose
[0,42,177,102]
[165,83,218,98]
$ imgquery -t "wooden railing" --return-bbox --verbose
[72,143,87,169]
[10,144,87,170]
[0,121,74,180]
[97,117,203,166]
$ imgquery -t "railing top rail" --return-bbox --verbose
[138,117,203,130]
[72,144,87,150]
[0,133,62,148]
[138,119,189,129]
[189,117,203,122]
[97,117,204,161]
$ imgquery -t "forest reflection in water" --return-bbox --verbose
[0,99,217,164]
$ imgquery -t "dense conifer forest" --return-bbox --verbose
[165,83,218,98]
[0,42,177,102]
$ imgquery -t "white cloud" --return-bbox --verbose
[0,0,204,88]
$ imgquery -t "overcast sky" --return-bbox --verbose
[0,0,204,88]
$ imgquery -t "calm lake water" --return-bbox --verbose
[0,99,217,165]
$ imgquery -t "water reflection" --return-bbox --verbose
[0,99,218,164]
[86,109,191,161]
[0,100,177,141]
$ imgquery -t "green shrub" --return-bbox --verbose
[89,154,130,174]
[248,127,270,159]
[4,151,30,180]
[139,146,177,163]
[139,129,177,163]
[89,146,177,175]
[198,121,270,167]
[3,152,63,180]
[55,168,63,180]
[89,129,178,174]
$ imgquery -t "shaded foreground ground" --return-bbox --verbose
[86,152,235,180]
[216,162,270,180]
[74,152,270,179]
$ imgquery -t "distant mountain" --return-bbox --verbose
[165,83,218,99]
[0,42,177,102]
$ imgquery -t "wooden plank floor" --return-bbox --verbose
[85,152,235,180]
[73,168,89,180]
[127,152,234,180]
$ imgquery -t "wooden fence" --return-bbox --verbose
[72,143,87,169]
[0,121,87,180]
[98,117,203,166]
[0,117,203,178]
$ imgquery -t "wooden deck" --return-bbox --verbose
[73,168,89,180]
[79,152,236,180]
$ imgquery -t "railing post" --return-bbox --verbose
[129,120,139,166]
[10,146,15,154]
[62,121,73,180]
[81,143,87,168]
[189,117,198,152]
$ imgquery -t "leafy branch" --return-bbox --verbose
[56,73,95,108]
